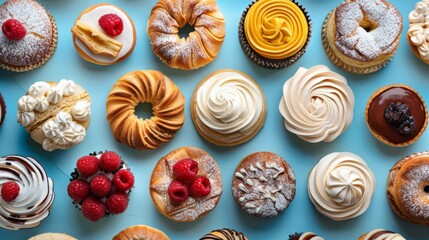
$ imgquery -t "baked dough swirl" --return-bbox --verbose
[279,65,354,143]
[244,0,308,59]
[308,152,375,221]
[147,0,225,70]
[106,70,185,150]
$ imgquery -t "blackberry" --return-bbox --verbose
[384,102,409,124]
[397,115,416,135]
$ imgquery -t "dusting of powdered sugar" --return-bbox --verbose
[0,0,53,67]
[334,0,402,61]
[399,164,429,221]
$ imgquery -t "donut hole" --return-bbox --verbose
[178,24,195,39]
[360,19,378,33]
[134,102,153,120]
[424,185,429,193]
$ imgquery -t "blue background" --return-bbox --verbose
[0,0,428,239]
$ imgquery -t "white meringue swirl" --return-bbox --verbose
[34,97,49,112]
[28,82,51,97]
[408,0,429,60]
[47,86,63,104]
[17,111,35,127]
[195,71,264,134]
[0,155,54,230]
[57,79,76,96]
[18,96,36,112]
[307,152,375,221]
[279,65,354,143]
[72,100,91,121]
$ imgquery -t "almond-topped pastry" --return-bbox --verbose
[72,4,136,65]
[150,147,222,222]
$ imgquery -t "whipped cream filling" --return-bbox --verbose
[195,71,264,134]
[408,0,429,60]
[0,155,54,230]
[75,5,134,63]
[308,152,375,221]
[279,65,354,143]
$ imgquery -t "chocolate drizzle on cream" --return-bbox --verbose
[200,228,248,240]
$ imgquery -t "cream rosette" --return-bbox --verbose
[307,152,375,221]
[279,65,354,143]
[408,0,429,60]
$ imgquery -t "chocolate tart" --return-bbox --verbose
[365,84,428,147]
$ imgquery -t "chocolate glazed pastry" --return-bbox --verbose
[0,93,5,127]
[365,84,427,146]
[200,229,248,240]
[232,152,296,218]
[289,232,324,240]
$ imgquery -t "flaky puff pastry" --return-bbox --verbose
[150,147,222,222]
[113,225,170,240]
[106,70,185,150]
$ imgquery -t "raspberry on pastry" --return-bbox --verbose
[98,14,123,37]
[67,179,90,203]
[113,170,134,192]
[90,175,112,198]
[188,176,211,198]
[81,197,106,222]
[100,151,122,172]
[106,192,129,214]
[1,181,20,202]
[168,180,188,204]
[77,156,99,177]
[172,159,199,182]
[2,19,26,41]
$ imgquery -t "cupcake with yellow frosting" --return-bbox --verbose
[239,0,311,69]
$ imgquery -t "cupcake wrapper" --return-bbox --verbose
[0,11,58,72]
[238,0,312,69]
[321,6,392,74]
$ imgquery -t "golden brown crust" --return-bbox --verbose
[147,0,225,70]
[72,3,136,66]
[364,84,428,147]
[149,147,222,222]
[106,70,185,150]
[113,225,170,240]
[190,69,267,146]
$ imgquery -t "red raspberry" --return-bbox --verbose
[2,19,26,41]
[99,151,121,172]
[188,176,211,198]
[173,158,199,181]
[90,175,112,198]
[76,156,99,177]
[98,14,123,37]
[106,192,129,214]
[67,179,90,202]
[113,170,134,192]
[167,180,188,203]
[1,181,20,202]
[81,197,106,221]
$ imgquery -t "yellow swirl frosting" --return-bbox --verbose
[244,0,308,59]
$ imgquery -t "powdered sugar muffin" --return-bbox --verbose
[0,0,57,72]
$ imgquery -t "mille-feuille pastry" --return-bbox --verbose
[113,225,170,240]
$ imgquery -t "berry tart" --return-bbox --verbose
[71,4,136,65]
[149,147,222,222]
[67,151,134,221]
[0,0,58,72]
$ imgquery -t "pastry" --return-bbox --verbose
[67,151,134,222]
[200,229,248,240]
[365,84,427,147]
[150,147,222,222]
[0,0,57,72]
[308,152,375,221]
[408,0,429,64]
[17,80,91,151]
[72,4,136,65]
[387,151,429,225]
[322,0,402,74]
[232,152,296,218]
[106,70,185,150]
[147,0,225,70]
[289,232,324,240]
[239,0,311,69]
[29,233,77,240]
[358,229,405,240]
[190,69,267,146]
[0,93,5,127]
[113,225,170,240]
[0,155,54,230]
[279,65,354,143]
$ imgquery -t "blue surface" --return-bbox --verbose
[0,0,428,239]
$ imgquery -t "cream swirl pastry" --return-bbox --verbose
[279,65,354,143]
[191,70,267,146]
[408,0,429,62]
[289,232,324,240]
[307,152,375,221]
[358,229,405,240]
[0,155,54,230]
[17,80,91,151]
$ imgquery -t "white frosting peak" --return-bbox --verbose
[279,65,354,143]
[18,96,36,112]
[307,152,375,221]
[17,111,35,127]
[28,82,51,97]
[409,0,429,60]
[57,79,76,96]
[72,100,91,121]
[34,97,49,112]
[47,86,63,104]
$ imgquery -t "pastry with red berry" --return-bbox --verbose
[0,0,58,72]
[67,150,134,221]
[71,4,136,65]
[0,155,55,230]
[150,147,222,222]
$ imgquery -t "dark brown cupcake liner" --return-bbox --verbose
[238,0,312,69]
[0,11,58,72]
[321,6,392,74]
